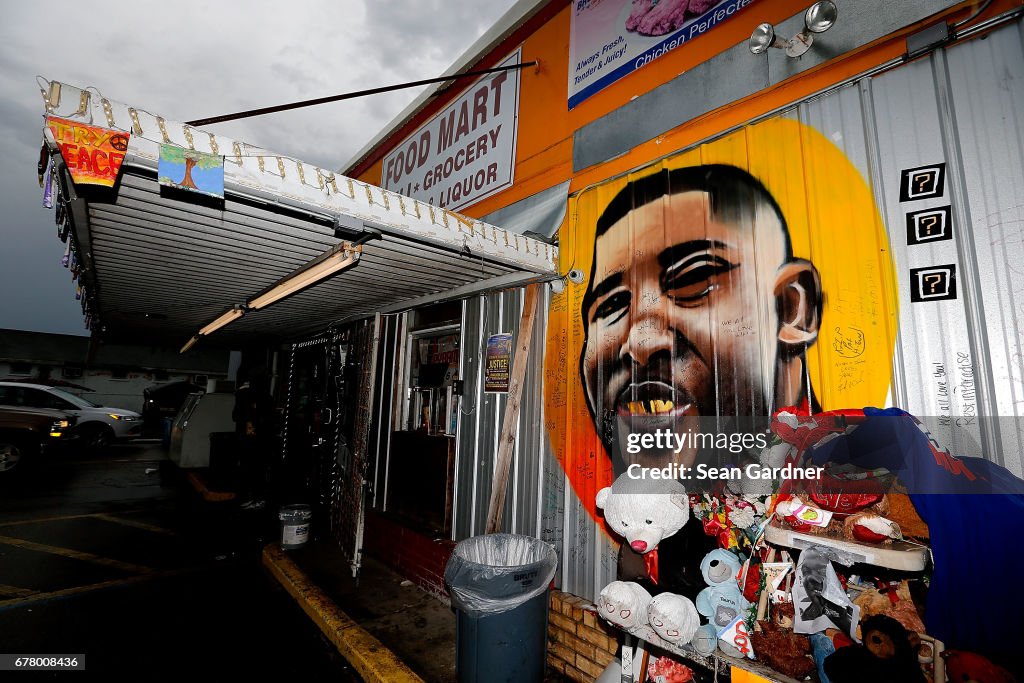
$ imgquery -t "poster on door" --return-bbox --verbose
[485,333,513,393]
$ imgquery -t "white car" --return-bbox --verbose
[0,382,142,451]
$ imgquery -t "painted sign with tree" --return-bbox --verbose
[158,144,224,198]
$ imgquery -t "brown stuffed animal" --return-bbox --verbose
[772,600,795,629]
[852,581,925,635]
[750,618,817,680]
[824,614,926,683]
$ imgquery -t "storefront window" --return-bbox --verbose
[406,327,459,435]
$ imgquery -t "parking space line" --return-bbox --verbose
[0,535,155,575]
[91,514,178,536]
[0,584,38,598]
[0,569,190,611]
[0,511,145,528]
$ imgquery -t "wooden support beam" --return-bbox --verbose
[485,284,541,534]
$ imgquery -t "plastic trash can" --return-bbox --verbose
[278,504,312,550]
[444,533,558,683]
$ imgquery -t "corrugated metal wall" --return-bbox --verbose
[454,285,618,597]
[454,286,547,538]
[862,18,1024,475]
[362,18,1024,602]
[546,18,1024,600]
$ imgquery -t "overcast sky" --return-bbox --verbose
[0,0,519,337]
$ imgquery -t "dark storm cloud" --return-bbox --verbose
[0,0,518,335]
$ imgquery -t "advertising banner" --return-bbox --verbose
[569,0,755,108]
[158,144,225,198]
[381,49,521,212]
[46,116,130,187]
[484,333,513,393]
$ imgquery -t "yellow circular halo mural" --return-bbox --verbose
[544,116,899,520]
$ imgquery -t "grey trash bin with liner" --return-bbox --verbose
[444,533,558,683]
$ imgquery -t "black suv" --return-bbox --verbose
[0,405,78,475]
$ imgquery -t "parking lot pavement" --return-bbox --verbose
[0,442,361,680]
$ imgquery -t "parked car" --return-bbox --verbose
[142,381,204,432]
[0,382,141,451]
[0,405,78,475]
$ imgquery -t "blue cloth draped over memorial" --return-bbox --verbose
[804,407,1024,663]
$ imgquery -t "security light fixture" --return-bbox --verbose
[179,229,379,354]
[749,1,838,57]
[198,305,247,336]
[247,243,362,311]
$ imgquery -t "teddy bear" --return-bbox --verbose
[823,614,926,683]
[695,549,750,629]
[691,548,753,658]
[648,592,700,645]
[596,581,656,640]
[689,623,719,656]
[851,580,925,636]
[596,473,690,556]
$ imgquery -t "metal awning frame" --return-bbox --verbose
[39,79,560,347]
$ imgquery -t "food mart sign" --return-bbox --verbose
[382,50,521,212]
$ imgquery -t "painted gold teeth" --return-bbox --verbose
[626,400,675,415]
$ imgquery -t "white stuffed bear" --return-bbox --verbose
[595,473,690,554]
[596,581,656,640]
[648,592,700,644]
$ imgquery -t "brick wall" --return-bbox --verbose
[363,510,455,601]
[549,590,619,682]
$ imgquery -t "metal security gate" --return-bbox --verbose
[283,316,381,575]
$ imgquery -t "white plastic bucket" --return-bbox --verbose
[278,504,312,550]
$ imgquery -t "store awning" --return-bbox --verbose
[38,80,558,347]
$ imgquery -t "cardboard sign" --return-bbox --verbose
[718,615,755,659]
[484,333,513,393]
[47,116,129,187]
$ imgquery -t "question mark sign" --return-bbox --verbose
[919,214,939,236]
[924,273,943,294]
[913,171,934,195]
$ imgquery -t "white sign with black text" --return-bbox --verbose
[381,49,521,212]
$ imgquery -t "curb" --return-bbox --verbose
[185,470,236,502]
[262,544,426,683]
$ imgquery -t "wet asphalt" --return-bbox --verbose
[0,441,360,681]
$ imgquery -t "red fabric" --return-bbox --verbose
[852,524,890,543]
[702,515,725,538]
[644,548,659,585]
[741,557,762,603]
[806,474,885,515]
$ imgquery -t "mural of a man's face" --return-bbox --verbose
[580,166,821,473]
